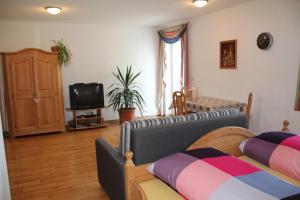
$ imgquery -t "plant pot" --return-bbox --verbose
[51,45,59,52]
[118,108,136,124]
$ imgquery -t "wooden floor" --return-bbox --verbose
[4,121,120,200]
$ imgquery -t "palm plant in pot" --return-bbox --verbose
[106,66,145,124]
[51,39,72,66]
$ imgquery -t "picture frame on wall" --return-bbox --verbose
[220,40,237,69]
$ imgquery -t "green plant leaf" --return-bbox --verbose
[54,39,72,66]
[106,66,145,114]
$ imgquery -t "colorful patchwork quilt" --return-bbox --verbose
[240,131,300,180]
[148,148,300,200]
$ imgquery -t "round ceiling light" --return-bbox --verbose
[46,7,61,15]
[193,0,208,8]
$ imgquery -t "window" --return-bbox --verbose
[157,23,189,116]
[164,39,182,115]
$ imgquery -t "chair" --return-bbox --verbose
[181,86,198,101]
[246,92,253,120]
[173,91,187,116]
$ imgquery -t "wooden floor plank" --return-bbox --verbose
[5,121,120,200]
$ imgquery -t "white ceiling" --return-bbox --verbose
[0,0,253,26]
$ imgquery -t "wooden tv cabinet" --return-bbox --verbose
[66,108,106,131]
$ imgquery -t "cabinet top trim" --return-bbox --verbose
[1,48,58,55]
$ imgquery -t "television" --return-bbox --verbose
[69,83,104,110]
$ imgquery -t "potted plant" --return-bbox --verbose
[51,39,72,66]
[106,66,145,124]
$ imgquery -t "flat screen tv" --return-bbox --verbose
[69,83,104,110]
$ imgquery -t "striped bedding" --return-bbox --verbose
[119,108,240,155]
[240,131,300,180]
[148,148,300,200]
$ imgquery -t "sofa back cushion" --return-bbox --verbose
[119,108,241,155]
[131,114,247,165]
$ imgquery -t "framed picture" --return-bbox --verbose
[220,40,237,69]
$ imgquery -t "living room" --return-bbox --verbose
[1,0,300,200]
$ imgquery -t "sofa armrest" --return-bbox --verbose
[95,138,126,200]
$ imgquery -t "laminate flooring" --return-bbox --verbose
[4,121,120,200]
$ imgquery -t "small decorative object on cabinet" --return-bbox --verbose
[1,48,65,137]
[50,39,72,66]
[65,108,106,131]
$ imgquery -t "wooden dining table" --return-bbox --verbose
[186,96,247,112]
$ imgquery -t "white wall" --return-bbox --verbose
[0,21,158,122]
[0,114,11,200]
[189,0,300,132]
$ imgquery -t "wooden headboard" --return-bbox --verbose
[124,120,290,200]
[186,119,291,156]
[186,126,255,156]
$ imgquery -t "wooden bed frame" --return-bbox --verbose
[124,120,290,200]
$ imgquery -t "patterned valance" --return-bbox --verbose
[158,23,188,44]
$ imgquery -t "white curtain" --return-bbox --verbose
[157,23,189,116]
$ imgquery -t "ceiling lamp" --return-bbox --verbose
[193,0,208,8]
[46,7,61,15]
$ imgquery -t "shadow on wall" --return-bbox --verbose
[249,92,261,133]
[294,59,300,111]
[0,113,12,200]
[0,57,9,133]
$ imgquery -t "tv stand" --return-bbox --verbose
[66,108,106,131]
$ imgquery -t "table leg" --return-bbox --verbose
[73,111,77,128]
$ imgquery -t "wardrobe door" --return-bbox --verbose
[9,56,38,132]
[33,56,63,130]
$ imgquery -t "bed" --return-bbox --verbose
[124,121,300,200]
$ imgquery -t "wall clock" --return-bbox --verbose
[257,32,273,50]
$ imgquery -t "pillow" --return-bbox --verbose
[148,147,300,200]
[240,131,300,180]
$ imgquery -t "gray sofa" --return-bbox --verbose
[95,114,247,200]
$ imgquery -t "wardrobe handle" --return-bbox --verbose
[33,98,38,104]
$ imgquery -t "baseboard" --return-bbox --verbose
[104,114,160,123]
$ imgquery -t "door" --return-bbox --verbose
[33,57,63,130]
[10,56,38,131]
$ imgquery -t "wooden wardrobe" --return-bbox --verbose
[1,48,65,136]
